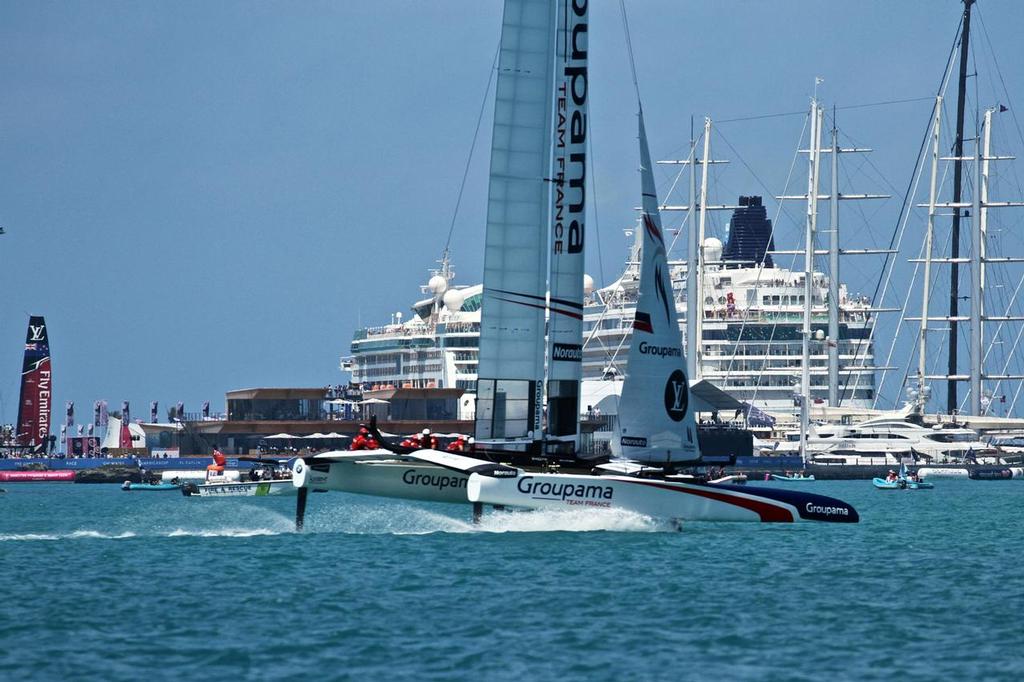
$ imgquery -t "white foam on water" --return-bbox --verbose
[473,507,667,533]
[0,530,138,542]
[68,530,137,540]
[309,502,670,535]
[164,527,284,538]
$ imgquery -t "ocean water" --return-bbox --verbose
[1,481,1021,681]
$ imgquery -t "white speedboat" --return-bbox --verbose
[181,479,297,497]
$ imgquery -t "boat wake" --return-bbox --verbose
[165,527,283,538]
[474,507,667,533]
[0,530,138,542]
[310,503,669,535]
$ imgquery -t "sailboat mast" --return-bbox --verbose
[800,102,823,462]
[919,97,943,412]
[970,113,984,416]
[947,0,975,415]
[695,117,713,380]
[827,116,840,406]
[686,118,699,380]
[976,108,992,414]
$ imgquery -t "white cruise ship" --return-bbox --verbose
[344,196,880,414]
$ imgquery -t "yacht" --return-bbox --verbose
[772,413,1000,465]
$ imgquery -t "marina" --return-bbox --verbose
[2,0,1024,679]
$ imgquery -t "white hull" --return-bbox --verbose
[161,470,240,484]
[185,479,296,497]
[293,457,469,504]
[916,468,970,479]
[468,472,857,523]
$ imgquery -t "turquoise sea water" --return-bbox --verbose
[1,481,1021,681]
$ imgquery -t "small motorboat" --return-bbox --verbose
[180,479,297,497]
[873,464,933,490]
[122,480,181,491]
[770,473,816,482]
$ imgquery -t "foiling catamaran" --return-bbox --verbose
[288,0,858,528]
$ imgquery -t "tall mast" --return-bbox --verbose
[918,97,943,413]
[695,117,713,380]
[970,118,983,416]
[947,0,975,414]
[800,102,823,463]
[918,105,1023,415]
[827,116,840,406]
[776,108,888,409]
[686,118,698,380]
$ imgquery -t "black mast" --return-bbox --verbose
[947,0,975,414]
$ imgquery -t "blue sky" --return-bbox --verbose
[2,1,1023,425]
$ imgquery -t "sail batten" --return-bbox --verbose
[617,112,700,465]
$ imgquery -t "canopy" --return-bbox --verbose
[326,399,356,405]
[359,398,390,405]
[265,433,298,439]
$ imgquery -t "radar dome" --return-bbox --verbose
[583,274,595,294]
[443,289,465,312]
[428,275,448,295]
[703,237,723,262]
[814,329,825,341]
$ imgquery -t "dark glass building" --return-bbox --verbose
[722,195,775,268]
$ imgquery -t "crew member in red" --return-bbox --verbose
[350,427,369,451]
[401,432,421,448]
[421,428,439,450]
[351,427,381,450]
[206,449,227,481]
[446,435,467,453]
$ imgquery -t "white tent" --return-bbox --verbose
[100,416,147,450]
[265,433,298,439]
[359,398,390,405]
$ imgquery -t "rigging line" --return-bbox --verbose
[716,96,938,125]
[893,213,953,408]
[618,0,642,105]
[721,120,807,395]
[863,99,935,408]
[443,41,500,256]
[975,5,1024,153]
[984,269,1024,414]
[835,95,938,112]
[665,132,702,257]
[857,22,963,407]
[716,116,807,400]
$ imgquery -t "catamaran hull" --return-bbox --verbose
[468,473,858,523]
[293,459,469,504]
